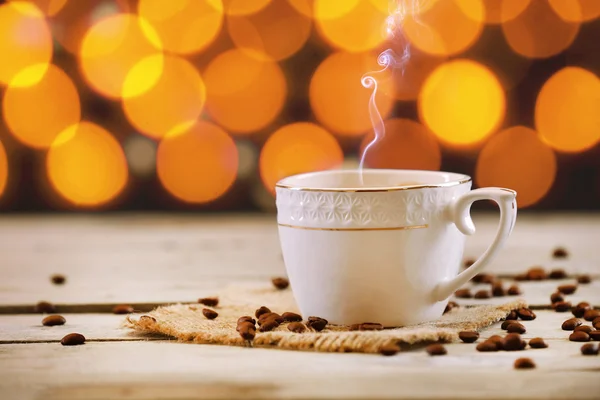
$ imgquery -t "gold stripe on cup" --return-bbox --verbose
[277,224,429,231]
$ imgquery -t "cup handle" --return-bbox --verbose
[432,187,518,302]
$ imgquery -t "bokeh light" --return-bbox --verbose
[360,118,441,171]
[502,0,580,59]
[79,13,163,99]
[535,67,600,153]
[289,0,360,20]
[0,2,53,86]
[47,122,128,207]
[227,0,311,61]
[403,0,484,56]
[482,0,531,24]
[222,0,271,16]
[157,121,238,204]
[259,122,343,194]
[138,0,223,55]
[9,0,67,16]
[204,49,286,134]
[3,64,80,149]
[548,0,600,22]
[0,140,7,198]
[476,126,556,208]
[310,51,394,136]
[419,59,505,146]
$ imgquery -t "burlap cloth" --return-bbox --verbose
[126,282,527,354]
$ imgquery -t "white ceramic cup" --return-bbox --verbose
[275,169,517,327]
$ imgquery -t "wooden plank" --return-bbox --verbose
[0,340,598,400]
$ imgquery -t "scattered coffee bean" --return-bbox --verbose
[594,317,600,329]
[517,308,537,321]
[476,341,498,352]
[583,309,600,322]
[426,343,447,356]
[529,338,548,349]
[473,290,491,299]
[444,301,459,314]
[258,313,283,325]
[552,247,568,258]
[198,297,219,307]
[514,358,536,369]
[202,308,218,320]
[271,277,289,290]
[61,333,85,346]
[514,273,528,281]
[557,284,577,295]
[237,316,255,326]
[472,273,494,284]
[458,331,479,343]
[526,267,547,281]
[577,275,591,284]
[569,331,590,342]
[463,259,475,269]
[34,301,56,313]
[548,269,567,280]
[42,315,66,326]
[507,285,521,296]
[492,282,505,297]
[380,343,400,356]
[454,288,472,298]
[553,301,572,313]
[139,316,156,323]
[507,323,526,334]
[503,333,524,351]
[259,319,280,332]
[236,321,255,333]
[358,322,384,331]
[561,318,582,331]
[238,323,256,341]
[282,312,302,322]
[501,320,515,330]
[589,331,600,341]
[288,322,306,333]
[488,335,504,350]
[550,292,564,304]
[112,304,134,315]
[255,306,271,319]
[506,310,518,320]
[50,274,66,285]
[580,343,599,355]
[572,302,591,318]
[306,316,328,332]
[574,325,592,334]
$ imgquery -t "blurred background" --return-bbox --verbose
[0,0,599,213]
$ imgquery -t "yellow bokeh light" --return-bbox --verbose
[157,121,238,204]
[8,0,67,16]
[480,0,531,24]
[316,0,387,52]
[79,13,163,99]
[419,59,505,146]
[502,0,580,59]
[138,0,223,55]
[47,122,128,207]
[4,64,80,149]
[0,140,7,197]
[259,122,343,194]
[227,0,311,61]
[123,55,206,140]
[403,0,484,56]
[222,0,270,16]
[310,51,394,136]
[476,126,556,208]
[0,2,52,86]
[535,67,600,153]
[204,49,286,134]
[548,0,600,22]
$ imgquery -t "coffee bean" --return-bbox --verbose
[358,322,384,331]
[271,277,289,290]
[202,308,218,320]
[472,273,495,284]
[557,284,577,295]
[306,316,328,332]
[526,267,547,281]
[458,331,479,343]
[503,333,524,351]
[139,316,156,323]
[569,331,590,342]
[238,323,256,341]
[514,273,528,281]
[288,322,306,333]
[488,335,504,350]
[198,297,219,307]
[258,313,283,325]
[236,321,255,332]
[42,315,66,326]
[548,269,567,280]
[380,343,400,356]
[501,320,514,330]
[594,317,600,330]
[561,318,582,331]
[552,247,568,258]
[426,343,447,356]
[577,275,591,284]
[463,259,475,268]
[507,285,521,296]
[507,323,526,334]
[574,325,592,334]
[237,316,255,325]
[259,319,280,332]
[529,338,548,349]
[50,274,66,285]
[34,301,56,313]
[550,292,564,304]
[444,301,459,314]
[476,341,498,352]
[580,343,599,355]
[589,331,600,341]
[61,333,85,346]
[454,289,472,298]
[474,290,491,299]
[514,358,536,369]
[572,302,591,318]
[112,304,134,315]
[492,282,505,297]
[506,310,519,320]
[517,308,536,320]
[583,309,600,322]
[553,301,572,313]
[282,312,302,322]
[255,306,271,319]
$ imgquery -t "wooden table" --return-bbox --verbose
[1,213,599,400]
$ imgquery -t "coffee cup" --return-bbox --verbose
[276,169,517,327]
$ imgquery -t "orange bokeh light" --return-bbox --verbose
[289,0,360,19]
[502,0,580,59]
[310,51,394,136]
[138,0,223,55]
[222,0,271,16]
[260,122,343,194]
[79,13,163,99]
[123,55,206,140]
[157,121,238,204]
[204,49,286,134]
[481,0,531,24]
[476,126,556,208]
[403,0,484,56]
[419,59,505,146]
[8,0,67,16]
[47,122,128,207]
[548,0,600,22]
[0,140,7,197]
[4,64,80,149]
[535,67,600,153]
[227,0,311,61]
[359,118,441,171]
[0,2,52,86]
